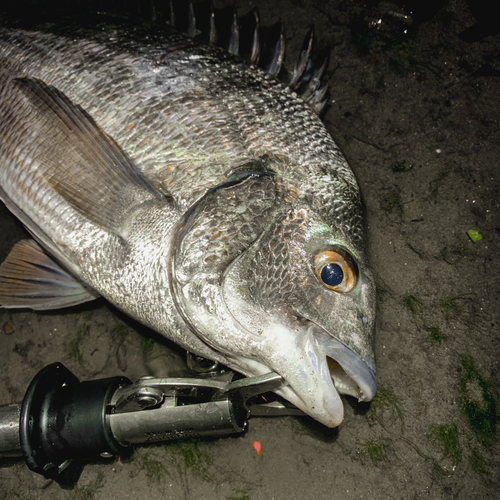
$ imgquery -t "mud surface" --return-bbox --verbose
[1,0,499,498]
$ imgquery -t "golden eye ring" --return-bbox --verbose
[314,248,358,293]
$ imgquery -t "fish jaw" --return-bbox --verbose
[224,320,376,428]
[265,323,347,428]
[307,324,376,404]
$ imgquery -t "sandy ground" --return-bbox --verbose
[1,0,499,498]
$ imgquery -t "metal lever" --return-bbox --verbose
[108,371,286,445]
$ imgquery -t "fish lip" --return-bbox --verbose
[307,324,377,403]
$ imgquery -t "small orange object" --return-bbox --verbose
[2,323,14,335]
[253,441,262,455]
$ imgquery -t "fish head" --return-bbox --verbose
[172,161,376,427]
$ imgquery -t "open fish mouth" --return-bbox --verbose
[309,324,376,403]
[264,323,376,428]
[227,321,376,428]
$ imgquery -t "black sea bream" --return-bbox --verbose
[0,6,376,427]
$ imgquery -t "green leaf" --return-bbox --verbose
[467,229,483,242]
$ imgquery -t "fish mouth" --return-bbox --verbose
[309,324,376,403]
[217,317,376,427]
[265,323,376,428]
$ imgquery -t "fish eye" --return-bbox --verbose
[321,263,343,287]
[314,249,358,293]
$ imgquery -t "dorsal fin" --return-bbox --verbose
[296,51,330,101]
[289,27,315,90]
[212,5,239,54]
[161,1,330,115]
[228,7,240,55]
[187,1,216,43]
[309,82,330,116]
[187,2,197,38]
[92,0,332,116]
[168,0,190,32]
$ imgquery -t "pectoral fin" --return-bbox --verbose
[12,78,169,235]
[0,239,99,310]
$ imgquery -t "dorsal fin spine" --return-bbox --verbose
[289,27,314,90]
[228,7,239,55]
[188,2,197,38]
[250,8,260,64]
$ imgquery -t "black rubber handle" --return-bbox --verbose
[19,362,131,483]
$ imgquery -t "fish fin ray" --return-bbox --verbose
[295,51,330,100]
[13,77,167,234]
[228,7,240,55]
[289,27,315,90]
[0,239,99,310]
[238,8,260,63]
[258,22,285,78]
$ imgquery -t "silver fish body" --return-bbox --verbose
[0,16,376,427]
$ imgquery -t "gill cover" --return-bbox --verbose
[169,159,279,354]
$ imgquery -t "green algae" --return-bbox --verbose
[368,386,404,424]
[404,294,422,314]
[141,452,169,482]
[428,327,447,344]
[459,356,498,445]
[428,424,462,465]
[364,440,388,465]
[438,296,461,320]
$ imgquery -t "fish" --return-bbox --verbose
[0,3,376,428]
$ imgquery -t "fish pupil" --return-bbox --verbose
[321,263,343,287]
